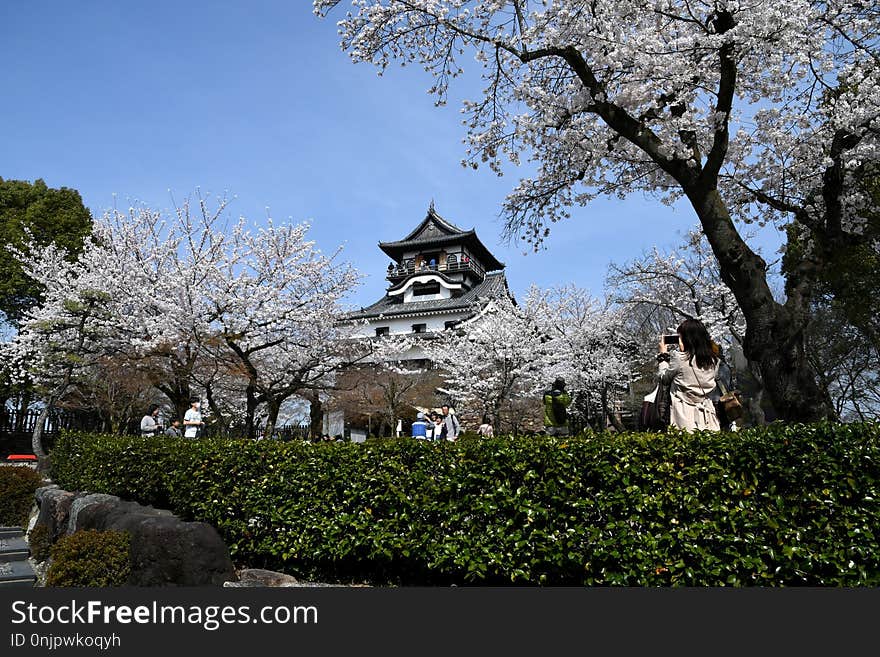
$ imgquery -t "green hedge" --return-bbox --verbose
[51,422,880,586]
[0,466,44,527]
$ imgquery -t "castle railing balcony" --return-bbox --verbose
[386,258,485,282]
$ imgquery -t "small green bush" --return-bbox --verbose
[46,530,131,587]
[0,466,44,527]
[28,524,52,562]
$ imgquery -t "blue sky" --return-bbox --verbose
[1,1,784,310]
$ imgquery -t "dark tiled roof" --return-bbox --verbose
[341,271,511,322]
[381,230,475,249]
[396,206,466,242]
[378,205,505,272]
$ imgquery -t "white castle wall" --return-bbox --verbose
[349,311,471,338]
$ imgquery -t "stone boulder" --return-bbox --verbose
[33,488,235,587]
[66,493,125,534]
[70,497,235,587]
[34,486,77,542]
[224,568,301,587]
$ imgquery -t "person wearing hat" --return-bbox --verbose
[411,411,431,440]
[543,377,571,437]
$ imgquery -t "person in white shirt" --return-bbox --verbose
[183,398,204,439]
[140,404,161,436]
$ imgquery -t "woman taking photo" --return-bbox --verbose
[657,318,720,432]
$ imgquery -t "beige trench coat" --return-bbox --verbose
[658,351,720,432]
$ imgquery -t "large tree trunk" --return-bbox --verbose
[244,382,259,440]
[601,384,626,432]
[157,383,192,427]
[31,403,51,459]
[153,348,197,424]
[688,189,835,422]
[747,389,766,427]
[204,383,228,437]
[304,390,323,439]
[263,399,280,440]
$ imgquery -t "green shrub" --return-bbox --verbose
[52,422,880,586]
[0,466,44,527]
[28,524,52,562]
[46,530,131,587]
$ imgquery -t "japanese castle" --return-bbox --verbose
[342,203,511,348]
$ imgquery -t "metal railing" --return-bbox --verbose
[0,408,103,458]
[386,257,485,281]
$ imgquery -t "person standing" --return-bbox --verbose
[183,398,204,439]
[431,413,443,441]
[543,378,571,436]
[657,318,721,432]
[440,404,460,441]
[164,419,182,437]
[477,415,494,438]
[140,404,161,437]
[411,412,431,440]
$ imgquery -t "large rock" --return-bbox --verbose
[72,499,234,587]
[33,488,235,587]
[34,484,60,505]
[34,487,77,542]
[224,568,301,587]
[66,493,124,535]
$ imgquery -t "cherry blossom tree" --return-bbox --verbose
[525,285,637,431]
[414,288,634,432]
[315,0,879,421]
[193,217,364,439]
[608,229,745,345]
[97,197,367,439]
[3,193,364,450]
[419,297,545,431]
[1,224,163,457]
[70,356,160,434]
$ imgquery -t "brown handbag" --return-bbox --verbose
[717,379,744,421]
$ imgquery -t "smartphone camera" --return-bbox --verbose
[663,334,679,346]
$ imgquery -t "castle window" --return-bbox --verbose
[446,254,458,269]
[375,327,389,336]
[413,282,441,296]
[444,321,457,330]
[412,323,427,334]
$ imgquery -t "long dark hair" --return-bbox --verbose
[677,319,719,370]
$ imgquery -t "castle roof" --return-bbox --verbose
[342,271,511,322]
[378,205,505,272]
